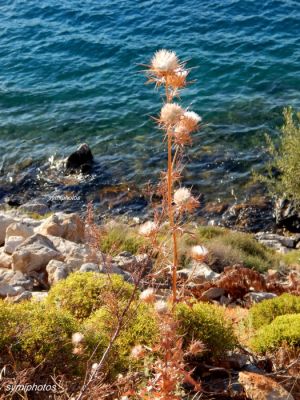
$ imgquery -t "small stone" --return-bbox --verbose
[238,371,294,400]
[9,290,32,303]
[4,235,24,254]
[79,263,100,272]
[244,292,277,304]
[201,287,225,300]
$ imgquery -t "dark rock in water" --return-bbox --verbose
[66,143,93,173]
[275,198,300,232]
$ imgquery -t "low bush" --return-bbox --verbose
[175,302,237,356]
[99,224,146,255]
[249,293,300,329]
[0,301,79,370]
[46,272,136,320]
[250,314,300,353]
[83,302,158,376]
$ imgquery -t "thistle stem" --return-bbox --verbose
[165,82,178,304]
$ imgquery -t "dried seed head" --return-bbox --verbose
[184,111,202,124]
[151,49,179,74]
[72,332,85,346]
[131,344,145,359]
[174,187,192,206]
[139,221,158,237]
[154,300,168,314]
[191,245,208,260]
[187,340,205,356]
[160,103,184,126]
[140,288,155,303]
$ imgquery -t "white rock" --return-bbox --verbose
[0,214,17,245]
[12,233,63,273]
[0,282,18,298]
[79,263,100,272]
[39,213,85,243]
[10,290,32,303]
[4,235,24,254]
[0,248,12,269]
[6,221,35,239]
[31,291,48,302]
[245,292,277,303]
[18,201,49,215]
[46,259,69,285]
[177,262,219,283]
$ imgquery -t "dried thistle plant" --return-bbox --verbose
[143,49,202,303]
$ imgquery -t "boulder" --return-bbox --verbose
[275,198,300,232]
[0,282,18,298]
[0,214,17,245]
[177,262,219,283]
[9,271,34,291]
[79,263,100,273]
[39,213,85,243]
[18,201,50,216]
[6,221,35,239]
[0,248,12,269]
[201,287,225,300]
[65,143,93,173]
[113,252,152,274]
[244,292,277,304]
[4,235,24,255]
[46,259,69,285]
[238,371,294,400]
[9,290,32,303]
[12,233,63,273]
[0,268,15,283]
[255,232,296,249]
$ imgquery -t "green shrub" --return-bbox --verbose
[83,303,158,376]
[249,293,300,329]
[47,272,136,320]
[250,314,300,353]
[175,302,237,356]
[0,301,79,369]
[254,107,300,204]
[99,224,146,255]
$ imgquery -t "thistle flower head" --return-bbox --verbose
[184,111,202,124]
[173,187,200,213]
[160,103,184,126]
[151,49,179,74]
[154,300,168,315]
[191,245,208,261]
[130,344,145,359]
[72,332,85,346]
[139,221,158,237]
[174,187,192,206]
[140,288,155,303]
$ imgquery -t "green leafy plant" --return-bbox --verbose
[254,107,300,204]
[249,293,300,329]
[250,314,300,353]
[175,302,237,356]
[46,272,136,320]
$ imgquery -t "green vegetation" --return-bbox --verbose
[254,107,300,205]
[83,303,158,376]
[175,302,237,356]
[99,224,147,255]
[250,314,300,353]
[47,272,136,320]
[0,300,79,369]
[249,293,300,329]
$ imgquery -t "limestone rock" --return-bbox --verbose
[6,221,35,240]
[4,235,24,255]
[79,263,100,272]
[238,371,294,400]
[9,290,32,303]
[39,213,85,243]
[0,214,17,245]
[12,233,63,273]
[31,291,48,302]
[19,201,50,215]
[0,248,12,269]
[113,252,151,274]
[244,292,277,304]
[0,282,18,298]
[177,262,219,283]
[9,271,34,291]
[201,287,225,300]
[46,259,69,285]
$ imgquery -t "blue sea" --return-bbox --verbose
[0,0,299,210]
